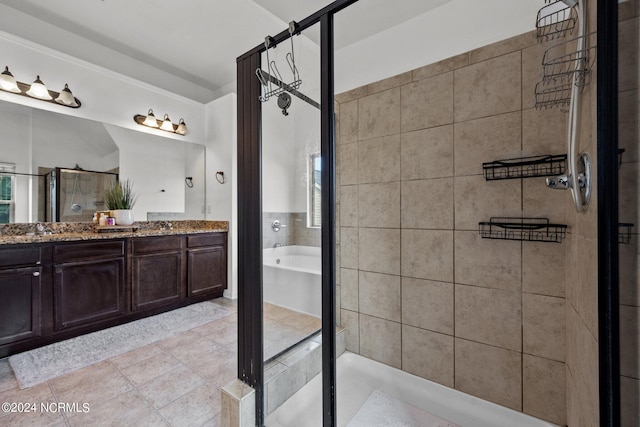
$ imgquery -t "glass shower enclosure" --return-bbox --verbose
[46,167,118,222]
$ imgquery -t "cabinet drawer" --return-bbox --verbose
[54,240,125,262]
[0,246,41,268]
[187,233,226,248]
[131,235,183,254]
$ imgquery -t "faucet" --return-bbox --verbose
[274,243,283,248]
[35,223,45,236]
[160,221,173,231]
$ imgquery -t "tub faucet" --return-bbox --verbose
[274,243,283,248]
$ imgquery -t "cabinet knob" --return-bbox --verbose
[32,272,40,277]
[36,261,41,265]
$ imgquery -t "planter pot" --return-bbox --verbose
[112,209,134,226]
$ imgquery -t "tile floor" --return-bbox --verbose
[0,299,321,427]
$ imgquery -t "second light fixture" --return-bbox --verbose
[134,109,188,135]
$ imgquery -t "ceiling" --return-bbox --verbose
[0,0,451,103]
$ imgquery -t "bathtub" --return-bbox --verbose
[265,352,559,427]
[263,245,321,317]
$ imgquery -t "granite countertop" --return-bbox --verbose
[0,220,229,245]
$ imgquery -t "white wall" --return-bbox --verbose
[0,30,205,145]
[104,125,186,221]
[204,93,238,299]
[334,0,540,93]
[184,143,206,219]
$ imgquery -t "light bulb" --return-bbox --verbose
[54,84,79,107]
[142,109,159,128]
[26,75,52,100]
[175,118,188,135]
[160,114,175,132]
[0,66,21,93]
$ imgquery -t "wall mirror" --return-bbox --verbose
[0,99,206,224]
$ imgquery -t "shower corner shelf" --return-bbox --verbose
[482,154,567,181]
[536,0,577,42]
[619,223,634,244]
[479,217,568,243]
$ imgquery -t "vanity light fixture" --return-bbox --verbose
[0,66,81,108]
[134,109,188,135]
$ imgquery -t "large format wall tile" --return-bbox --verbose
[401,229,453,282]
[339,100,358,144]
[339,186,358,227]
[522,107,567,156]
[340,268,358,312]
[358,228,400,275]
[340,227,358,269]
[454,175,521,231]
[401,278,453,335]
[454,112,521,177]
[401,178,454,230]
[402,325,454,387]
[454,231,521,292]
[455,338,522,411]
[523,294,566,362]
[522,241,566,297]
[401,72,454,132]
[340,309,359,353]
[523,354,566,425]
[455,284,522,351]
[338,143,358,185]
[401,125,454,180]
[358,88,401,140]
[359,182,400,228]
[620,304,640,379]
[454,52,522,122]
[358,135,401,184]
[359,271,401,322]
[359,314,401,368]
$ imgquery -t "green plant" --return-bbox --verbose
[105,179,137,210]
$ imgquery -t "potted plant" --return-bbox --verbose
[105,179,137,225]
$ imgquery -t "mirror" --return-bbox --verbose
[0,99,206,223]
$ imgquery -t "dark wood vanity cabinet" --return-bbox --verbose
[52,240,126,330]
[187,233,227,298]
[0,246,43,346]
[0,231,227,357]
[131,235,185,311]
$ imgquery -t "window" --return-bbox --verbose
[308,153,321,228]
[0,163,16,224]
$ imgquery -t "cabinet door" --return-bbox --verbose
[53,258,125,330]
[0,267,41,345]
[188,246,226,297]
[132,252,183,311]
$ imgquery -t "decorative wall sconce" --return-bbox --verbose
[0,66,81,108]
[134,109,188,135]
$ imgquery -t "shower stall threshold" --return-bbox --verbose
[265,352,559,427]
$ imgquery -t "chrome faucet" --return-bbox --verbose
[35,223,45,236]
[274,243,283,248]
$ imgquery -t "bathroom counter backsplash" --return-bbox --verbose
[0,220,228,245]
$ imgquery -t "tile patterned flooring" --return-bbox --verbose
[0,299,321,427]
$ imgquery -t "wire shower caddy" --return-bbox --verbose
[535,32,597,109]
[483,154,567,180]
[479,217,568,243]
[536,0,578,42]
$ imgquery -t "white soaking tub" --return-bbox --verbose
[263,245,321,317]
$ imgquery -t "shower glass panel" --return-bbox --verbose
[618,4,639,424]
[261,20,322,374]
[47,168,118,222]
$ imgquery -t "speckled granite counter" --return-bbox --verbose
[0,220,228,245]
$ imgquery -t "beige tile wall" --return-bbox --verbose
[617,4,640,427]
[335,29,577,425]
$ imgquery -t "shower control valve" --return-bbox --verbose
[546,175,571,189]
[271,220,287,232]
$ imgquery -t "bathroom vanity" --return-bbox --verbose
[0,221,228,358]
